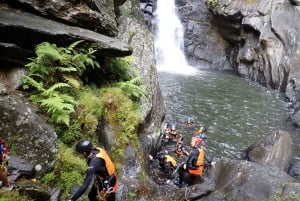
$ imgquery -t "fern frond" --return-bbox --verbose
[115,78,146,101]
[39,95,76,126]
[29,94,42,105]
[35,42,63,63]
[67,40,84,51]
[72,54,87,71]
[56,66,78,73]
[52,112,70,126]
[41,83,71,97]
[93,60,100,68]
[128,77,143,86]
[62,75,81,89]
[59,93,78,105]
[39,95,75,112]
[22,76,45,92]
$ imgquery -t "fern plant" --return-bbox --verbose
[114,77,146,101]
[22,40,100,126]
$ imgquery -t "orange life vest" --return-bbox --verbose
[95,147,115,177]
[175,142,184,156]
[188,147,204,176]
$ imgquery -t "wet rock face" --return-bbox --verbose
[207,158,294,201]
[206,0,300,92]
[285,73,300,128]
[245,130,292,172]
[175,0,232,70]
[290,0,300,5]
[0,8,132,66]
[0,93,57,176]
[3,0,118,37]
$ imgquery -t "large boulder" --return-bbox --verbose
[285,72,300,127]
[245,130,292,172]
[0,93,57,176]
[203,158,295,201]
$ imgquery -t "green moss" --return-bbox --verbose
[42,142,86,200]
[0,191,33,201]
[209,0,218,8]
[100,87,142,161]
[106,56,137,82]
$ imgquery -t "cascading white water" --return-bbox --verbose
[154,0,197,75]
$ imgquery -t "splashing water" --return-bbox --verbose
[154,0,198,75]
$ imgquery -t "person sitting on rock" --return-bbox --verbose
[174,135,189,158]
[157,152,177,180]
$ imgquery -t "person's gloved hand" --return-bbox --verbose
[103,180,114,193]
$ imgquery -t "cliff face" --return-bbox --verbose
[0,0,164,188]
[206,0,300,127]
[174,0,300,127]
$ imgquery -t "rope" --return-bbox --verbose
[184,186,189,201]
[96,181,106,201]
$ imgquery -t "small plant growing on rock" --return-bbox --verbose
[209,0,218,8]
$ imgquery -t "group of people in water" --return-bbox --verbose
[150,117,213,187]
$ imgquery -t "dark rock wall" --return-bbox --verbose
[176,0,232,70]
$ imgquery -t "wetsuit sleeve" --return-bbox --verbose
[70,163,95,201]
[186,148,199,170]
[205,155,211,164]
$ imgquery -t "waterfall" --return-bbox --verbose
[154,0,197,75]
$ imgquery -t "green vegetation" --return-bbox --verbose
[100,87,143,165]
[246,0,257,4]
[0,191,33,201]
[42,142,86,200]
[22,40,99,126]
[269,191,300,201]
[21,40,147,199]
[209,0,218,8]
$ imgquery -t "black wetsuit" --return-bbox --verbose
[70,149,117,201]
[159,160,175,179]
[178,147,210,186]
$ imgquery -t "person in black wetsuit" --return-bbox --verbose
[68,140,118,201]
[174,137,211,187]
[157,152,177,180]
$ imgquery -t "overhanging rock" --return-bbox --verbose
[0,9,132,62]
